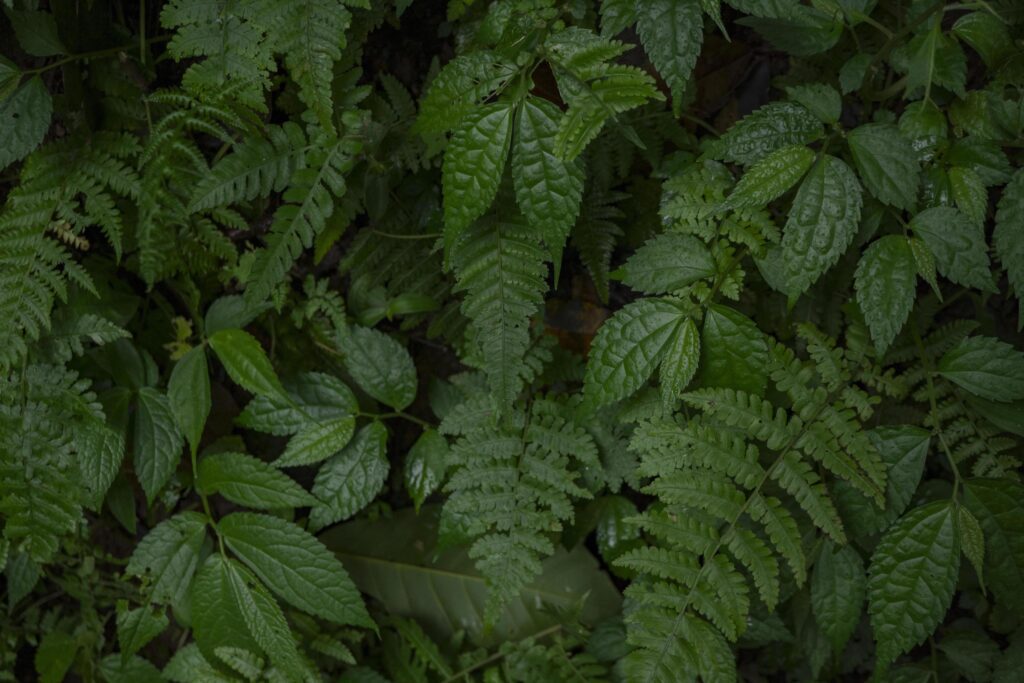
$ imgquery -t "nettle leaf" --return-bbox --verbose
[868,501,960,668]
[134,388,184,504]
[911,207,995,292]
[310,422,389,531]
[5,8,66,57]
[116,602,169,661]
[584,298,687,408]
[217,512,373,629]
[274,416,356,468]
[237,372,357,436]
[0,76,52,170]
[699,304,768,396]
[512,97,585,271]
[781,155,862,297]
[635,0,703,111]
[903,21,967,98]
[660,316,700,410]
[811,540,866,653]
[168,346,210,456]
[442,103,514,250]
[126,512,207,606]
[197,452,317,509]
[995,169,1024,324]
[949,166,987,227]
[405,429,449,514]
[963,479,1024,613]
[617,233,716,294]
[209,329,286,400]
[723,144,814,210]
[855,236,917,354]
[706,101,824,166]
[939,336,1024,402]
[785,83,841,124]
[958,505,986,593]
[415,51,517,134]
[79,425,126,511]
[340,325,417,411]
[847,123,920,211]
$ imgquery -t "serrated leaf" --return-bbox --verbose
[512,97,585,272]
[117,602,169,661]
[274,416,356,468]
[660,317,700,410]
[958,505,986,593]
[782,155,863,297]
[310,422,389,531]
[442,103,514,251]
[847,123,920,211]
[4,8,65,57]
[635,0,703,111]
[786,83,841,124]
[909,236,942,299]
[939,336,1024,402]
[706,101,824,166]
[995,169,1024,326]
[209,328,286,400]
[949,166,987,227]
[218,512,373,628]
[855,236,917,354]
[168,346,210,456]
[903,21,966,98]
[405,429,448,514]
[868,501,960,667]
[237,372,357,436]
[416,52,517,134]
[938,627,999,683]
[584,299,687,408]
[911,206,995,292]
[340,326,417,411]
[126,512,207,606]
[198,452,317,509]
[723,144,814,210]
[35,630,76,683]
[79,424,126,511]
[840,53,871,94]
[134,387,184,504]
[0,76,52,169]
[618,233,716,294]
[700,304,768,396]
[811,540,865,653]
[963,479,1024,614]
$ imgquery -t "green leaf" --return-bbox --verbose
[911,207,994,292]
[660,317,700,410]
[995,169,1024,325]
[938,627,999,683]
[134,387,184,504]
[847,123,920,211]
[953,11,1013,68]
[340,326,417,411]
[903,21,966,98]
[168,346,210,456]
[79,424,126,511]
[635,0,703,111]
[958,504,986,593]
[512,97,585,271]
[274,416,356,468]
[99,655,163,683]
[116,602,169,661]
[811,540,866,653]
[840,53,871,94]
[209,328,286,400]
[0,76,52,169]
[855,236,917,354]
[237,372,357,436]
[939,336,1024,402]
[617,233,716,294]
[126,512,207,606]
[416,52,517,134]
[706,101,823,166]
[781,155,863,297]
[909,236,942,299]
[198,452,317,509]
[404,429,448,514]
[963,479,1024,613]
[442,103,514,250]
[218,512,373,628]
[310,422,390,531]
[700,304,769,396]
[786,83,841,124]
[584,299,687,408]
[279,0,350,135]
[4,8,66,57]
[35,630,77,683]
[868,501,960,667]
[723,144,815,210]
[949,166,987,227]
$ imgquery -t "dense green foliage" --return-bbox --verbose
[2,0,1024,681]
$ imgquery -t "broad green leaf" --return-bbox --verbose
[237,372,357,436]
[786,83,841,124]
[223,560,304,679]
[840,53,871,94]
[723,144,814,210]
[949,166,987,227]
[204,295,271,336]
[168,346,210,455]
[116,602,169,661]
[35,630,76,683]
[134,387,184,504]
[0,76,52,169]
[811,540,865,653]
[782,155,863,297]
[848,123,919,211]
[953,11,1013,68]
[310,422,390,530]
[163,644,233,683]
[911,207,995,292]
[706,101,823,166]
[963,479,1024,613]
[584,299,687,408]
[899,102,947,162]
[404,429,448,514]
[868,501,960,667]
[958,505,986,593]
[617,233,716,294]
[855,236,917,354]
[218,512,373,628]
[126,512,207,606]
[99,655,163,683]
[937,627,999,683]
[995,169,1024,326]
[274,416,356,468]
[700,304,768,396]
[660,317,700,410]
[209,329,286,400]
[512,97,585,271]
[442,103,514,250]
[939,336,1024,402]
[320,508,621,642]
[198,452,317,509]
[415,52,517,134]
[4,9,66,57]
[79,424,126,511]
[6,552,39,610]
[635,0,702,111]
[903,21,966,98]
[340,325,417,411]
[909,235,942,299]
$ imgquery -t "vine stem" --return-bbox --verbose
[441,623,563,682]
[910,318,963,500]
[22,35,172,77]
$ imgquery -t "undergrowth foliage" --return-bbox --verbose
[1,0,1024,681]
